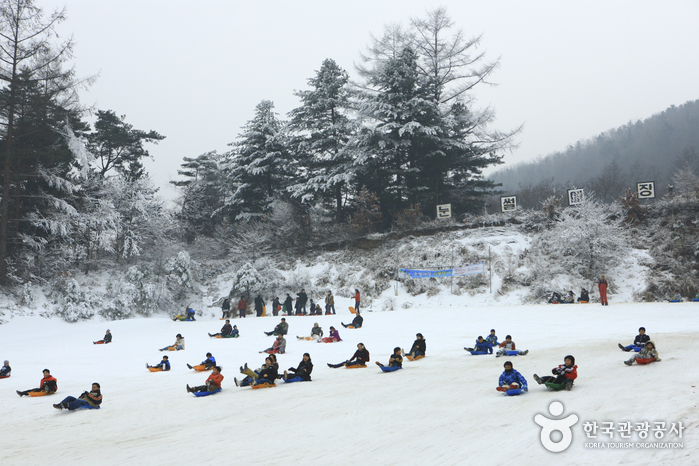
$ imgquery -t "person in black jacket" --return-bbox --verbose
[209,320,233,338]
[406,333,426,359]
[577,289,589,303]
[618,327,651,352]
[341,310,363,329]
[328,343,370,368]
[221,298,231,319]
[272,297,280,316]
[93,329,112,344]
[283,353,313,382]
[283,294,293,316]
[1,360,11,377]
[236,357,279,387]
[296,289,308,315]
[254,295,265,317]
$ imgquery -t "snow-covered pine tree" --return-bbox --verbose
[230,262,264,304]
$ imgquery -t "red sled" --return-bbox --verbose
[0,375,10,379]
[635,358,657,365]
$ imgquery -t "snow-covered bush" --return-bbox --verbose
[101,266,166,320]
[48,273,98,322]
[230,262,264,302]
[166,251,195,299]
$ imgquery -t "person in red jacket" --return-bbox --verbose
[187,366,223,393]
[17,369,57,396]
[597,275,608,306]
[353,289,361,312]
[238,297,247,318]
[532,355,577,391]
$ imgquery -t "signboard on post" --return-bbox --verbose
[567,188,585,206]
[637,181,655,199]
[500,196,517,212]
[436,204,452,219]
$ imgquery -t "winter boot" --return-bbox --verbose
[53,403,63,409]
[624,360,633,366]
[464,347,474,351]
[533,374,543,385]
[520,350,529,356]
[186,384,192,393]
[187,364,193,369]
[565,381,573,391]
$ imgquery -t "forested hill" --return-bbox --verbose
[490,99,699,206]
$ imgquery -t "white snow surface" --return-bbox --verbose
[1,296,698,465]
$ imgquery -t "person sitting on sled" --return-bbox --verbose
[160,334,185,351]
[406,333,426,358]
[497,361,528,392]
[283,353,313,382]
[485,329,499,349]
[624,341,660,366]
[264,318,289,336]
[297,322,323,341]
[93,329,112,344]
[53,383,102,410]
[618,327,650,352]
[210,320,233,338]
[578,288,590,303]
[188,352,216,370]
[1,360,11,377]
[376,347,403,370]
[187,366,223,394]
[319,326,342,343]
[342,310,363,329]
[495,335,529,357]
[236,357,278,387]
[17,369,57,396]
[261,334,286,354]
[533,355,577,391]
[147,355,171,371]
[562,290,575,304]
[173,307,196,321]
[548,291,561,304]
[465,336,492,354]
[328,343,370,368]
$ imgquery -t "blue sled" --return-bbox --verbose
[469,351,489,355]
[194,388,221,397]
[379,366,402,372]
[282,376,306,383]
[77,404,100,409]
[505,388,522,396]
[693,298,699,302]
[670,300,681,303]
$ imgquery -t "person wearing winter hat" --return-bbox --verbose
[93,329,112,345]
[17,369,57,396]
[497,361,528,392]
[533,355,577,391]
[624,341,660,366]
[0,360,10,378]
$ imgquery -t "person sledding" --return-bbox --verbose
[319,326,342,343]
[17,369,57,396]
[236,357,278,387]
[187,366,223,394]
[210,320,234,338]
[53,383,102,410]
[533,355,577,391]
[548,291,561,304]
[485,329,499,350]
[173,307,196,321]
[264,317,289,336]
[297,322,323,341]
[341,310,363,329]
[624,341,660,366]
[497,361,528,394]
[260,334,286,354]
[465,336,492,355]
[618,326,651,352]
[160,334,185,351]
[283,353,313,382]
[561,290,575,304]
[188,352,216,370]
[577,288,590,303]
[93,329,112,344]
[406,333,426,360]
[495,335,528,357]
[376,347,403,372]
[1,360,11,378]
[328,343,370,368]
[147,355,171,371]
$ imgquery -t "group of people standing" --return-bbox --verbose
[220,289,361,319]
[548,275,608,305]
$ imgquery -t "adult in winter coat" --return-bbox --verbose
[319,326,342,343]
[0,360,10,377]
[237,357,278,387]
[221,298,231,319]
[618,327,650,352]
[376,347,403,370]
[209,320,233,338]
[187,366,223,393]
[297,323,324,341]
[342,311,363,329]
[264,318,289,336]
[160,334,185,351]
[598,275,609,305]
[93,329,112,344]
[238,297,247,318]
[17,369,57,396]
[188,352,216,370]
[353,289,361,312]
[406,333,426,358]
[495,335,529,357]
[624,341,660,365]
[283,353,314,382]
[325,291,336,314]
[283,294,293,316]
[261,335,286,354]
[254,295,265,317]
[296,289,308,314]
[533,355,578,390]
[53,383,102,410]
[147,356,171,371]
[328,343,370,368]
[497,361,528,392]
[272,297,281,316]
[577,288,590,303]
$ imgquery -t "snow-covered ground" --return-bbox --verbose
[1,294,697,465]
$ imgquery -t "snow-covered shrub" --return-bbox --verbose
[101,266,166,320]
[20,283,35,308]
[48,273,98,322]
[230,262,264,301]
[166,250,195,299]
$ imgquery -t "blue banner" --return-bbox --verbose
[399,263,485,278]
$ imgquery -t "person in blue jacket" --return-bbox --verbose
[484,329,499,353]
[497,361,528,392]
[1,360,10,377]
[188,352,215,370]
[376,347,403,371]
[147,356,171,371]
[618,327,650,352]
[465,336,491,355]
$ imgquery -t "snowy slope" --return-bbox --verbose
[1,297,697,465]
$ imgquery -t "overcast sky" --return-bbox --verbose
[41,0,699,202]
